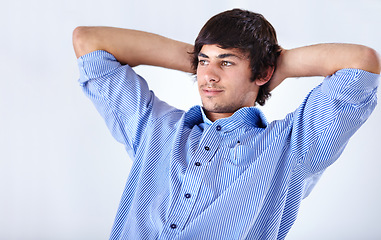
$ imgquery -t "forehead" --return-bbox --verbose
[199,44,248,59]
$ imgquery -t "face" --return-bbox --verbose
[197,44,260,121]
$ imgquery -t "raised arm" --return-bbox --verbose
[269,43,381,90]
[72,26,194,73]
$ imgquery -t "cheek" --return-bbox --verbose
[196,76,202,89]
[196,70,203,85]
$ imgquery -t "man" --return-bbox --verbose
[73,9,380,240]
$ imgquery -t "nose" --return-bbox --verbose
[201,65,220,83]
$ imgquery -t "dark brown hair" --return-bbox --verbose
[192,9,281,105]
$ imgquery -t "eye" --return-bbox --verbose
[221,61,233,67]
[198,59,209,66]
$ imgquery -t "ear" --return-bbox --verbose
[255,67,275,86]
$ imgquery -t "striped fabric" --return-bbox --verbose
[77,50,379,240]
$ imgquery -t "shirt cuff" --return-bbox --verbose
[77,50,121,85]
[322,68,379,103]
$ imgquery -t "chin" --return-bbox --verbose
[203,104,239,114]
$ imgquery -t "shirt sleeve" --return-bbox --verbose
[77,50,177,155]
[290,68,379,174]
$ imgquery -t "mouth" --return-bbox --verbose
[202,88,224,97]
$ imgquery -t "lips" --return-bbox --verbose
[202,88,224,96]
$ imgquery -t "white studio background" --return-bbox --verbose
[1,0,380,239]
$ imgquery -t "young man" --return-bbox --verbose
[73,9,380,240]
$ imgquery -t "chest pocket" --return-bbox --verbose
[205,145,257,194]
[226,145,257,166]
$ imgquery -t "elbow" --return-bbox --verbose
[359,47,381,74]
[72,26,98,58]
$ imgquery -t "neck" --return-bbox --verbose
[204,111,233,122]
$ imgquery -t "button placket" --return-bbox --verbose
[166,155,209,233]
[165,124,222,234]
[170,224,177,229]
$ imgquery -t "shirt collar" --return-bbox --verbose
[231,106,268,128]
[200,107,213,125]
[184,105,268,130]
[183,106,204,128]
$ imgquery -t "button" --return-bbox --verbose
[185,193,191,198]
[204,146,210,151]
[195,162,201,166]
[170,224,177,229]
[216,125,222,131]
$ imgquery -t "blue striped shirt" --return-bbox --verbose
[77,50,379,240]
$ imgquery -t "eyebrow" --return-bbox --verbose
[198,52,242,59]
